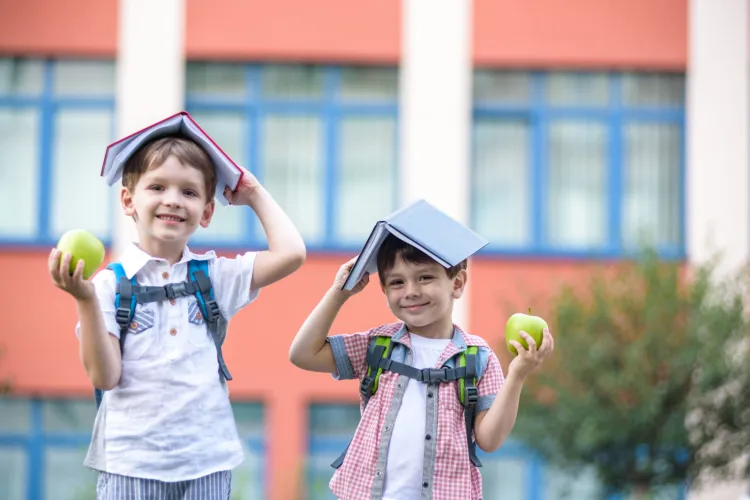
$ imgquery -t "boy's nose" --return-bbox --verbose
[163,189,182,206]
[403,281,420,297]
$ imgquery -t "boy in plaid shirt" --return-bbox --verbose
[289,204,555,500]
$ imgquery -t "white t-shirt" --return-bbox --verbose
[382,333,451,500]
[77,243,259,481]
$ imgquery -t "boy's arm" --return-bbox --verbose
[49,249,121,390]
[474,329,554,452]
[224,169,306,290]
[289,258,372,375]
[288,289,346,373]
[77,295,122,390]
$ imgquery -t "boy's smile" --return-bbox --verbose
[381,257,466,338]
[121,155,214,261]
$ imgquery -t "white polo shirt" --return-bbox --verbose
[76,243,260,481]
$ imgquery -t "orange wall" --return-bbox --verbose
[0,249,611,498]
[0,0,687,68]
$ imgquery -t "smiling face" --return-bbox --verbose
[121,154,215,254]
[377,235,468,338]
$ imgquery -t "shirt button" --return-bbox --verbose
[425,434,432,440]
[170,328,177,336]
[397,383,402,389]
[375,470,382,478]
[385,425,390,432]
[162,271,169,279]
[427,392,433,398]
[169,298,176,306]
[423,482,429,488]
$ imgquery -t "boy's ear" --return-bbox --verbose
[199,199,215,228]
[451,269,468,299]
[121,187,136,217]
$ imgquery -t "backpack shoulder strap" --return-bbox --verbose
[458,345,482,467]
[187,259,232,382]
[331,335,393,470]
[95,263,137,409]
[359,336,393,402]
[107,262,137,355]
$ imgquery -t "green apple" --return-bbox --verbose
[505,308,548,356]
[56,229,105,279]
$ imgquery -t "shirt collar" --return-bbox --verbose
[119,243,216,279]
[390,323,476,351]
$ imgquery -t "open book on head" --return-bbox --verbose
[342,199,490,291]
[100,111,244,206]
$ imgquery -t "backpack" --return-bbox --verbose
[93,259,231,408]
[330,336,483,469]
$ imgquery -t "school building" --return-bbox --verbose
[0,0,748,499]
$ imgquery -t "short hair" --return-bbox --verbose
[376,234,467,285]
[121,137,217,200]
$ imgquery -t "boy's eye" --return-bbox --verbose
[419,275,434,282]
[183,190,198,197]
[149,185,163,191]
[388,280,403,287]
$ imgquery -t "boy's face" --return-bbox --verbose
[380,255,466,333]
[120,155,215,248]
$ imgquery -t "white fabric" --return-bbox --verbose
[76,243,259,481]
[382,333,451,500]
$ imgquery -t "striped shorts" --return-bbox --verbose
[96,471,231,500]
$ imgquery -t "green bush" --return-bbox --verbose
[513,249,750,497]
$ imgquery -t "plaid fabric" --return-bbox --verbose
[328,322,505,500]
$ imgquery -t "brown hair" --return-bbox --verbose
[376,234,467,285]
[122,137,217,200]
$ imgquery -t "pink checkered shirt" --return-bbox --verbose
[326,322,505,500]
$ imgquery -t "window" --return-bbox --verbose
[471,71,684,257]
[307,404,361,499]
[0,397,265,499]
[0,58,116,246]
[0,60,398,251]
[186,63,399,250]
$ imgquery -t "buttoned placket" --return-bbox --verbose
[162,263,181,362]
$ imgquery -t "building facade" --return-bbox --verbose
[0,0,747,498]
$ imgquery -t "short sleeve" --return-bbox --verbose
[209,252,260,320]
[327,331,374,381]
[476,348,504,413]
[75,269,119,339]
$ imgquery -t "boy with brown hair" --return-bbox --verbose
[289,200,554,500]
[49,112,306,499]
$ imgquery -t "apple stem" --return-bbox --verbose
[528,307,532,315]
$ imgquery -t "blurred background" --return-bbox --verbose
[1,0,749,499]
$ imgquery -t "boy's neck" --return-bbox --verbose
[405,316,455,340]
[136,238,187,266]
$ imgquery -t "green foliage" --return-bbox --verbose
[513,248,750,496]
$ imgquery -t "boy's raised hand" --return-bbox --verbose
[48,249,95,301]
[331,257,370,298]
[223,166,261,206]
[507,328,555,380]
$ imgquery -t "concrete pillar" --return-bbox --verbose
[112,0,186,257]
[399,0,474,328]
[686,1,749,498]
[686,0,749,278]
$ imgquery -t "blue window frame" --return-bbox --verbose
[471,71,685,259]
[0,59,399,253]
[186,63,400,252]
[0,58,116,248]
[0,397,266,500]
